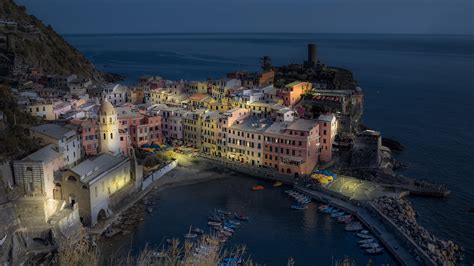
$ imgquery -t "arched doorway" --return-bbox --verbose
[97,209,107,223]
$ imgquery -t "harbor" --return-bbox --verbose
[97,165,395,265]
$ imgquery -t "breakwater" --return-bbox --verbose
[294,186,422,266]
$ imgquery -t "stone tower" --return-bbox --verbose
[98,98,120,155]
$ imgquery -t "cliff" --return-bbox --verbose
[0,0,112,81]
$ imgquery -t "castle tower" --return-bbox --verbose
[99,98,120,155]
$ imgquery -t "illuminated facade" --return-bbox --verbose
[98,99,120,155]
[55,153,131,226]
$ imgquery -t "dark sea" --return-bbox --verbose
[64,33,474,264]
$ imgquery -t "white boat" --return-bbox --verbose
[358,238,375,244]
[345,225,363,232]
[360,243,380,249]
[356,233,373,239]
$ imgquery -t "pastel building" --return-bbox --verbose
[129,115,164,147]
[27,100,72,120]
[77,119,99,156]
[226,117,272,166]
[102,84,128,105]
[263,119,320,177]
[317,114,338,162]
[278,81,312,107]
[30,123,82,167]
[201,108,249,157]
[182,109,206,148]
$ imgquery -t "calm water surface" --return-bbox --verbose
[128,177,394,265]
[64,33,474,263]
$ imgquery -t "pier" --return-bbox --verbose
[295,186,437,266]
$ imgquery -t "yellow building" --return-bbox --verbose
[183,109,205,147]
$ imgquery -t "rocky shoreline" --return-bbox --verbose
[373,196,462,265]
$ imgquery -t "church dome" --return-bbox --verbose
[100,98,116,116]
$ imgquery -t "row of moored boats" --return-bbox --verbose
[285,190,312,210]
[318,204,384,255]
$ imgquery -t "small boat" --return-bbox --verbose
[273,181,283,187]
[360,230,369,234]
[357,233,373,239]
[208,216,223,223]
[185,226,198,239]
[318,204,329,210]
[221,257,243,265]
[341,217,353,224]
[228,220,241,226]
[331,211,345,218]
[224,222,237,229]
[252,185,265,191]
[217,209,231,216]
[291,205,308,210]
[358,238,375,244]
[322,207,334,214]
[345,225,363,232]
[223,226,235,233]
[284,190,294,194]
[219,230,232,237]
[208,221,222,226]
[360,243,380,249]
[338,215,353,223]
[234,213,249,221]
[365,247,384,255]
[193,228,205,234]
[184,233,198,239]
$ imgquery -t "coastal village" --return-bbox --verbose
[0,4,464,265]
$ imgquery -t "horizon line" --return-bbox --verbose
[61,31,474,37]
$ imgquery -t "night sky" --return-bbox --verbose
[15,0,474,34]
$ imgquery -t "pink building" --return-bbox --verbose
[263,119,320,177]
[317,114,337,162]
[71,119,99,156]
[129,115,164,147]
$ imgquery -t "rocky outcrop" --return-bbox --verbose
[373,196,462,265]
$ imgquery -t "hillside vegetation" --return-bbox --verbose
[0,0,105,80]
